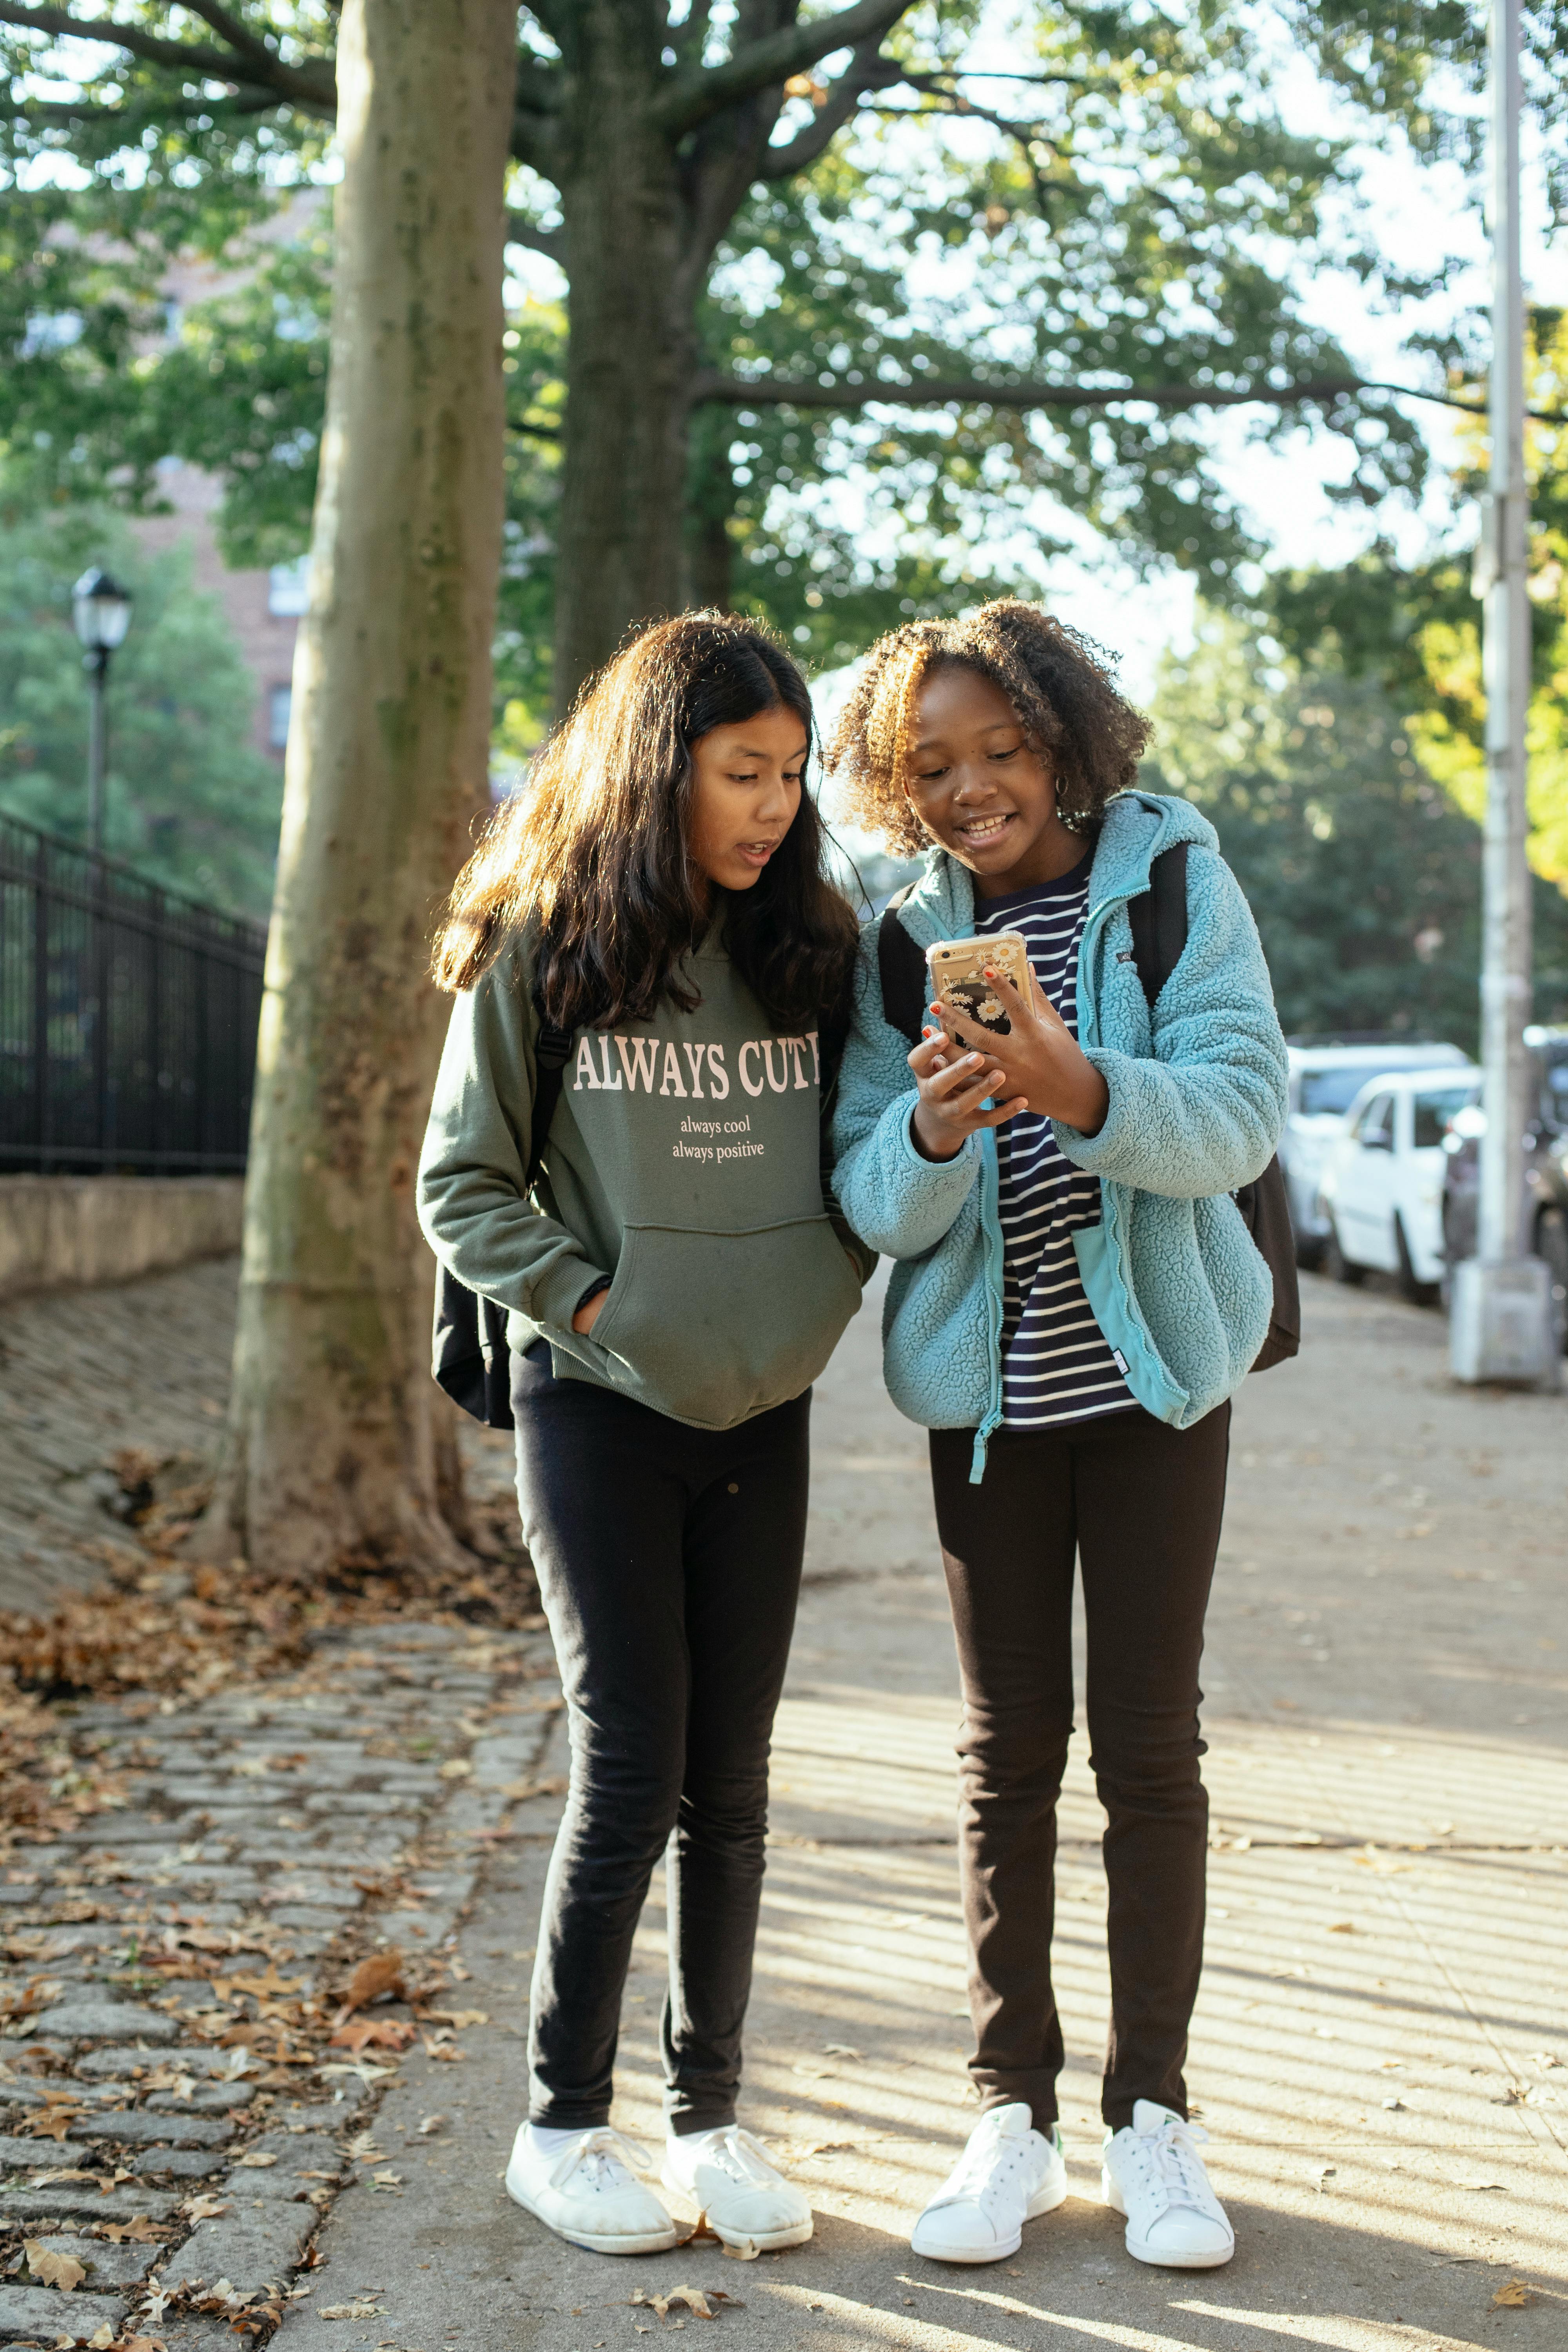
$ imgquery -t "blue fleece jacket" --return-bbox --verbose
[829,791,1288,1479]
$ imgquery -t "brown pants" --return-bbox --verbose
[929,1401,1230,2132]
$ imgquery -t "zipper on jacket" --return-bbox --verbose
[969,1125,1007,1484]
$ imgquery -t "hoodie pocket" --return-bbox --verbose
[586,1218,862,1428]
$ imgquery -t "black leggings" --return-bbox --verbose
[512,1343,809,2135]
[929,1401,1230,2134]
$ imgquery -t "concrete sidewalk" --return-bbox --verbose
[278,1270,1568,2352]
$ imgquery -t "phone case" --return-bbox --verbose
[926,931,1031,1038]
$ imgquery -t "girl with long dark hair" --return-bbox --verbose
[419,614,867,2258]
[829,601,1287,2274]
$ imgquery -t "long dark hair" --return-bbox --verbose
[433,612,857,1036]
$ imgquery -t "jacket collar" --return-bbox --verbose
[891,791,1219,946]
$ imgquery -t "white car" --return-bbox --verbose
[1283,1041,1470,1261]
[1315,1066,1482,1298]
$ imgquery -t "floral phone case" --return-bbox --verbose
[926,931,1031,1040]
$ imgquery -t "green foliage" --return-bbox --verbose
[0,495,283,918]
[1148,616,1568,1051]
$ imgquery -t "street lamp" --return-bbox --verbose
[1450,0,1558,1388]
[71,567,133,862]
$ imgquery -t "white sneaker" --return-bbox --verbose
[1101,2099,1234,2269]
[505,2123,679,2255]
[910,2102,1067,2264]
[662,2125,812,2252]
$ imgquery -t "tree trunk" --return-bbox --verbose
[552,6,695,708]
[203,0,515,1580]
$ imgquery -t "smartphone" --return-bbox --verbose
[926,931,1032,1044]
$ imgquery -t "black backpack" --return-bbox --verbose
[877,842,1299,1374]
[430,1002,574,1432]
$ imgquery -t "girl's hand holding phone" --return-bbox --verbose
[907,1032,1028,1162]
[930,961,1109,1138]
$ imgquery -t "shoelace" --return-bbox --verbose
[547,2126,652,2194]
[1135,2115,1212,2215]
[938,2117,1033,2205]
[699,2127,783,2187]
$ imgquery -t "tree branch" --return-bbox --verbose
[757,40,897,179]
[690,370,1550,420]
[653,0,913,139]
[0,0,333,107]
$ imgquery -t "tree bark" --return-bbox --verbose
[550,5,694,707]
[202,0,515,1579]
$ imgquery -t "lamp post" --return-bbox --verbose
[1450,0,1558,1387]
[71,568,133,862]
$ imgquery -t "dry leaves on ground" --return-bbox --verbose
[339,1952,406,2014]
[25,2239,86,2291]
[329,2017,417,2053]
[632,2288,742,2321]
[0,1446,540,1712]
[1491,2279,1533,2307]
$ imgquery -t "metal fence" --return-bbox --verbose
[0,812,268,1174]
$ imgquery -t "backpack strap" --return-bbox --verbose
[1127,840,1190,1011]
[877,883,928,1047]
[524,997,575,1192]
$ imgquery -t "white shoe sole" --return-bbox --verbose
[910,2174,1067,2265]
[506,2163,680,2256]
[661,2169,813,2254]
[1101,2166,1234,2269]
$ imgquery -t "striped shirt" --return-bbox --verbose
[974,867,1134,1430]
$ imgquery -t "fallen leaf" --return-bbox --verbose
[139,2068,196,2100]
[319,2301,386,2321]
[234,2151,278,2169]
[341,1951,406,2013]
[822,2043,863,2059]
[1492,2279,1532,2308]
[632,2287,740,2321]
[85,2324,116,2349]
[20,2106,85,2141]
[421,2009,488,2030]
[721,2240,760,2261]
[438,1758,473,1779]
[25,2240,86,2292]
[371,2169,404,2190]
[330,2017,417,2053]
[102,2217,163,2243]
[1328,1921,1357,1934]
[1456,2178,1508,2192]
[501,1775,568,1801]
[183,2193,232,2221]
[417,2114,446,2136]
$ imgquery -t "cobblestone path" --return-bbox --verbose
[1,1618,558,2351]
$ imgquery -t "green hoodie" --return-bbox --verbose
[416,927,868,1430]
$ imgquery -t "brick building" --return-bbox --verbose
[129,457,304,763]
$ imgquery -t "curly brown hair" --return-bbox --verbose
[826,599,1153,856]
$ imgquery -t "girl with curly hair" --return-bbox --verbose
[419,615,870,2260]
[828,599,1287,2275]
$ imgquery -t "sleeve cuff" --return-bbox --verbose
[899,1100,981,1175]
[531,1252,613,1334]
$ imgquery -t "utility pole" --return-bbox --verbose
[1451,0,1558,1387]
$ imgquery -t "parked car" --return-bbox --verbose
[1316,1066,1482,1299]
[1439,1024,1568,1347]
[1282,1040,1471,1263]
